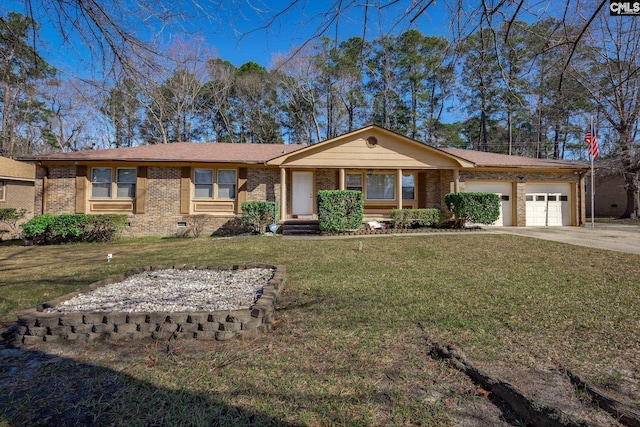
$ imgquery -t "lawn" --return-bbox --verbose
[1,234,639,426]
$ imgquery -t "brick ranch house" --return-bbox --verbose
[21,125,590,237]
[0,156,36,239]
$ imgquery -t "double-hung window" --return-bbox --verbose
[402,173,415,200]
[217,170,237,199]
[116,168,136,198]
[193,168,237,199]
[346,173,363,192]
[194,169,214,198]
[91,167,136,199]
[0,181,5,201]
[366,173,395,200]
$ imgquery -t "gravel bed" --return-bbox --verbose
[46,268,274,313]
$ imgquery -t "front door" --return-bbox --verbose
[292,171,314,216]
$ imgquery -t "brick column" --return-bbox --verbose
[516,182,527,226]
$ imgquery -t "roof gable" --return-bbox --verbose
[267,126,474,168]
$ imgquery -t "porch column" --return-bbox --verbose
[280,168,287,221]
[339,168,345,190]
[397,168,403,210]
[453,169,460,193]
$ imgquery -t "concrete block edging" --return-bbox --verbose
[8,263,285,346]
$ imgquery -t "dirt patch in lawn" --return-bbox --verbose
[2,320,637,426]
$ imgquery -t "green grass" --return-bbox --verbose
[1,234,639,425]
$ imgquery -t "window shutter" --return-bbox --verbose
[180,167,191,214]
[237,167,248,212]
[418,172,426,209]
[135,166,147,214]
[75,165,87,213]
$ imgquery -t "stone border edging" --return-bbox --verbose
[320,226,484,236]
[6,263,285,347]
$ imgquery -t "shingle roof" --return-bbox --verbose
[438,147,587,168]
[21,142,305,164]
[0,156,36,180]
[19,139,587,170]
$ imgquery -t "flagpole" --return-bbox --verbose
[591,154,595,229]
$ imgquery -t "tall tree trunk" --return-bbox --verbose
[507,110,512,155]
[480,107,488,152]
[622,172,639,219]
[1,84,13,157]
[553,120,560,160]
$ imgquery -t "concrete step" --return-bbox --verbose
[282,220,320,235]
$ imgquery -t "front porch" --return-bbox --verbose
[277,167,460,222]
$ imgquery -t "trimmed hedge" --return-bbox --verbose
[241,201,276,234]
[390,208,442,229]
[21,214,128,244]
[444,192,501,226]
[318,190,363,232]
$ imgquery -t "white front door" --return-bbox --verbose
[292,171,314,216]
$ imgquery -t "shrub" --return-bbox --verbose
[21,214,127,244]
[317,190,363,232]
[21,214,56,244]
[390,208,442,229]
[0,208,28,240]
[183,215,210,238]
[50,214,87,240]
[444,192,500,226]
[83,214,128,242]
[241,201,276,234]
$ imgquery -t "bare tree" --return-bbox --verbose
[138,38,210,144]
[273,48,323,144]
[202,58,237,142]
[576,15,640,218]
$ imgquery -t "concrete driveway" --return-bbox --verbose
[492,224,640,254]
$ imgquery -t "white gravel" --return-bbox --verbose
[47,268,274,313]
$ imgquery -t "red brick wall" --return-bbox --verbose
[316,169,337,191]
[246,168,280,203]
[46,165,76,215]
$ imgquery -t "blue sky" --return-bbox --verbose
[3,0,453,73]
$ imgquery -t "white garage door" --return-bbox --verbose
[526,183,571,226]
[464,181,512,226]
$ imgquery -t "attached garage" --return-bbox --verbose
[525,183,571,226]
[464,181,513,226]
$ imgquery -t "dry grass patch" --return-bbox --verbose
[1,234,639,425]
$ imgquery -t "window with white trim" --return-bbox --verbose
[0,181,5,201]
[193,168,237,199]
[91,167,136,199]
[366,173,395,200]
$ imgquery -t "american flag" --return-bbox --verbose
[584,128,599,159]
